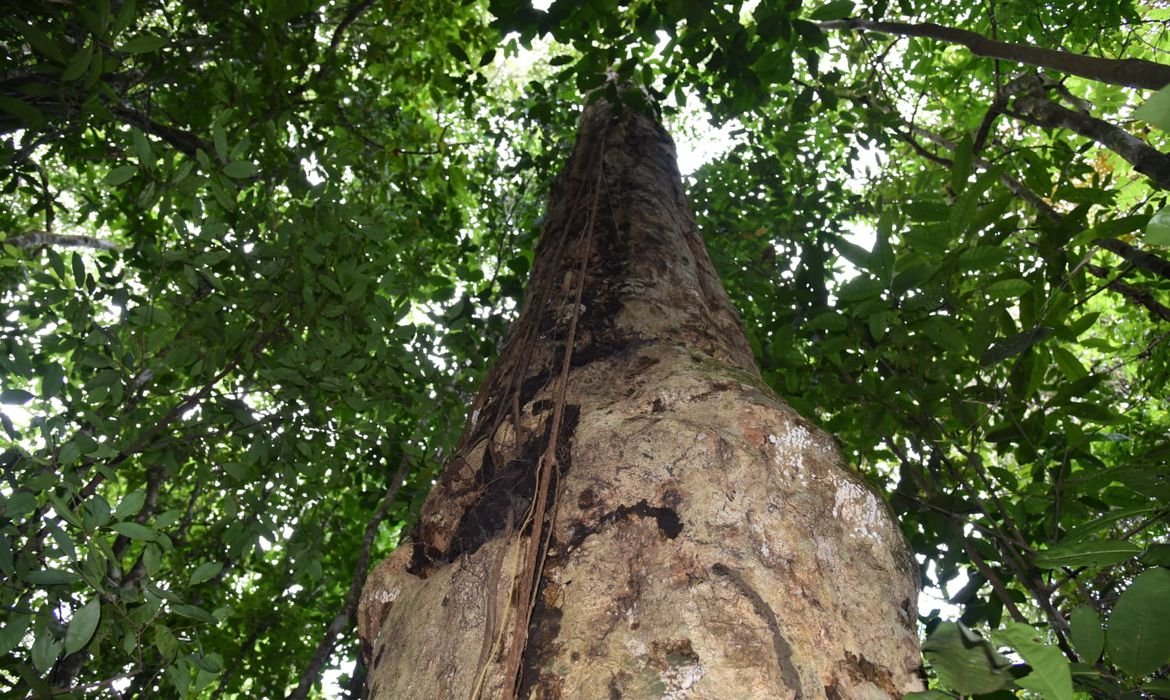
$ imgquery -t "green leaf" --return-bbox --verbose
[984,278,1033,300]
[808,0,854,20]
[110,522,158,541]
[132,128,154,169]
[21,22,66,62]
[0,388,34,404]
[951,132,974,195]
[922,621,1013,695]
[31,626,61,673]
[121,33,167,53]
[61,41,93,81]
[24,569,81,586]
[172,603,218,623]
[64,599,101,655]
[114,491,147,520]
[1034,540,1141,569]
[1146,205,1170,246]
[1145,543,1170,567]
[105,164,139,186]
[980,326,1052,367]
[154,624,180,661]
[71,251,86,287]
[222,160,259,179]
[189,562,223,585]
[1134,84,1170,133]
[992,622,1073,700]
[0,613,31,656]
[1106,567,1170,677]
[0,96,46,127]
[1070,605,1104,664]
[918,316,967,354]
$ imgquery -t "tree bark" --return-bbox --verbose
[820,18,1170,91]
[358,94,923,699]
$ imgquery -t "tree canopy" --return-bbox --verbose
[1,0,1169,697]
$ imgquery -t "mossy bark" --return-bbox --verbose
[359,96,923,699]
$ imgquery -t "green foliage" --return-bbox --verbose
[2,0,1169,697]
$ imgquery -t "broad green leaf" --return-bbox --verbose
[105,164,138,186]
[24,569,80,586]
[1134,84,1170,133]
[0,96,46,127]
[189,562,224,585]
[1106,568,1170,677]
[20,22,66,62]
[121,34,167,53]
[71,252,85,287]
[992,622,1073,700]
[1034,540,1141,569]
[1070,605,1104,664]
[133,128,154,169]
[154,624,179,661]
[110,522,158,541]
[1145,543,1170,567]
[922,621,1013,695]
[1064,507,1155,542]
[808,0,854,21]
[0,389,34,404]
[1050,346,1087,380]
[1146,205,1170,246]
[114,491,147,520]
[61,41,93,81]
[0,612,30,656]
[222,160,259,179]
[64,599,101,655]
[31,626,60,673]
[918,316,967,354]
[984,278,1033,300]
[835,276,885,301]
[980,326,1052,367]
[952,132,974,195]
[172,603,218,623]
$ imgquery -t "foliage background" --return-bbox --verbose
[1,0,1168,697]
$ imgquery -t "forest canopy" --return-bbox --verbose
[1,0,1169,697]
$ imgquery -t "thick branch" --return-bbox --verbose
[6,231,119,252]
[286,459,411,700]
[820,18,1170,90]
[1086,264,1170,322]
[1008,93,1170,190]
[1095,237,1170,280]
[111,107,210,158]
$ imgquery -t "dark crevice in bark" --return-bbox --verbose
[711,562,804,699]
[564,499,683,549]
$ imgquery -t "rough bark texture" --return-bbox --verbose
[359,96,923,699]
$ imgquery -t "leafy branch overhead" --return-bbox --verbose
[1,0,1169,698]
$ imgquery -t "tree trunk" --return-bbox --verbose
[358,94,923,699]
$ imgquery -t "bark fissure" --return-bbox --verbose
[711,562,804,699]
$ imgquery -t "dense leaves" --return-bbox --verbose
[1,0,1169,697]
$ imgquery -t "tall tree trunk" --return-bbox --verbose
[359,94,923,699]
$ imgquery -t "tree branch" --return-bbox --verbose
[1005,85,1170,190]
[1086,264,1170,322]
[1095,237,1170,280]
[286,458,412,700]
[6,230,119,252]
[111,106,211,158]
[820,18,1170,90]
